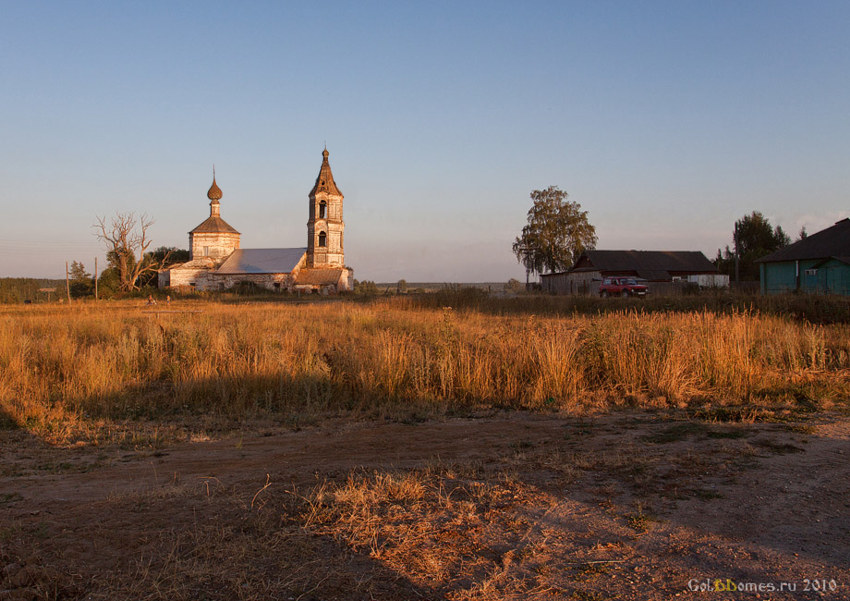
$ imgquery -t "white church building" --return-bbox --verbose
[159,149,353,293]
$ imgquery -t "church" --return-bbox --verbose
[158,149,353,293]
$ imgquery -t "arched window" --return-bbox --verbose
[319,201,327,219]
[318,231,327,247]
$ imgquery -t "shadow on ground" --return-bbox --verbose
[2,410,849,600]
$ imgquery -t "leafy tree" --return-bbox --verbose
[355,280,378,295]
[137,246,190,287]
[715,211,790,281]
[512,186,597,280]
[97,268,122,297]
[68,261,93,297]
[146,246,190,267]
[94,213,163,292]
[505,278,525,293]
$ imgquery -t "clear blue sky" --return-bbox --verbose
[2,1,848,281]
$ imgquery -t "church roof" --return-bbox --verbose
[164,257,219,271]
[309,148,343,196]
[295,268,348,286]
[216,248,306,274]
[190,216,240,234]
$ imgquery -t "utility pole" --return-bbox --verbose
[65,261,72,304]
[734,222,740,285]
[94,256,98,300]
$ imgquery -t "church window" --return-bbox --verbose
[318,231,327,247]
[319,201,326,219]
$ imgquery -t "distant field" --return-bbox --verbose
[1,293,848,444]
[375,282,509,293]
[0,277,66,303]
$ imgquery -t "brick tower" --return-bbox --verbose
[306,148,345,268]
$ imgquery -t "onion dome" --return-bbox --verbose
[191,170,239,234]
[207,176,223,202]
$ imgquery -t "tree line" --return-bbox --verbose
[713,211,802,281]
[512,187,801,283]
[0,278,66,304]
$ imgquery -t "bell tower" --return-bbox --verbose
[306,148,345,268]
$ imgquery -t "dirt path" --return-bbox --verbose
[2,412,849,600]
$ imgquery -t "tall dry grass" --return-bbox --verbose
[1,298,848,443]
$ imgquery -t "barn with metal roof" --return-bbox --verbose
[756,218,850,295]
[541,250,726,295]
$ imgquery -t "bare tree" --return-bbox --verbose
[94,213,162,292]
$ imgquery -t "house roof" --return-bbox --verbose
[216,248,306,274]
[309,149,342,196]
[295,268,347,286]
[190,215,240,234]
[756,218,850,263]
[573,250,717,279]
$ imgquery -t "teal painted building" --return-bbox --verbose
[757,218,850,295]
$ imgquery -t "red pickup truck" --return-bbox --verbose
[599,277,648,298]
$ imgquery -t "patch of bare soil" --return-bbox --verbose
[1,411,848,600]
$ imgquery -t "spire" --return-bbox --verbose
[207,168,223,218]
[310,148,342,196]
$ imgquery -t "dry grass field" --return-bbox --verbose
[1,295,849,599]
[2,294,849,443]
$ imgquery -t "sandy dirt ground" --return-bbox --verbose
[1,411,849,600]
